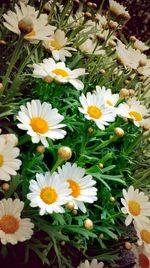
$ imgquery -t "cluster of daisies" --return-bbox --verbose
[121,186,150,265]
[0,0,150,267]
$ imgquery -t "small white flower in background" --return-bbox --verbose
[138,59,150,77]
[96,86,119,111]
[56,162,97,213]
[131,244,150,268]
[95,14,107,28]
[3,3,55,43]
[27,172,71,215]
[117,97,148,127]
[116,40,147,70]
[17,99,66,147]
[43,29,76,62]
[79,39,105,56]
[0,198,34,245]
[0,136,22,181]
[109,0,130,19]
[68,11,84,27]
[33,58,86,90]
[78,259,104,268]
[79,92,116,130]
[0,134,18,146]
[133,38,149,52]
[134,220,150,254]
[18,0,29,4]
[121,185,150,226]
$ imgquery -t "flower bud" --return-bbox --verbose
[143,124,150,131]
[84,12,92,19]
[36,145,45,154]
[96,34,105,41]
[2,183,10,192]
[61,241,66,246]
[0,83,3,91]
[72,209,78,215]
[109,196,115,202]
[119,88,129,97]
[99,163,104,169]
[124,80,129,85]
[99,233,104,239]
[84,219,93,230]
[57,146,72,160]
[109,20,118,29]
[129,89,135,96]
[87,127,94,134]
[100,69,106,74]
[18,17,34,35]
[139,59,147,67]
[87,2,93,7]
[65,201,75,210]
[123,117,128,123]
[114,127,124,137]
[92,3,97,8]
[125,241,132,250]
[130,36,136,42]
[108,40,116,47]
[43,75,53,83]
[0,40,7,45]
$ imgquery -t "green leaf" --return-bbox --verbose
[5,175,21,198]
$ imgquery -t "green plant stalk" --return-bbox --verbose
[10,42,41,92]
[51,158,63,174]
[1,34,24,94]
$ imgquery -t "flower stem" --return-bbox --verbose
[1,35,24,94]
[51,158,63,174]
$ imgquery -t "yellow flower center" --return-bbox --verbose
[106,100,113,106]
[87,106,102,119]
[52,69,69,77]
[128,200,141,216]
[67,179,80,198]
[51,40,62,50]
[25,30,36,38]
[0,154,4,167]
[129,111,142,122]
[0,215,19,234]
[140,229,150,244]
[40,187,58,204]
[30,117,48,134]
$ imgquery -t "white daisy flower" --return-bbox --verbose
[43,29,76,62]
[109,0,130,19]
[134,221,150,254]
[0,133,18,147]
[132,244,150,268]
[78,259,104,268]
[27,172,71,215]
[117,97,149,127]
[96,86,119,110]
[138,59,150,77]
[3,3,55,43]
[0,198,34,245]
[0,136,22,181]
[116,40,147,70]
[79,92,116,130]
[17,99,66,147]
[33,58,86,90]
[121,186,150,226]
[56,162,97,213]
[133,38,149,52]
[79,39,105,56]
